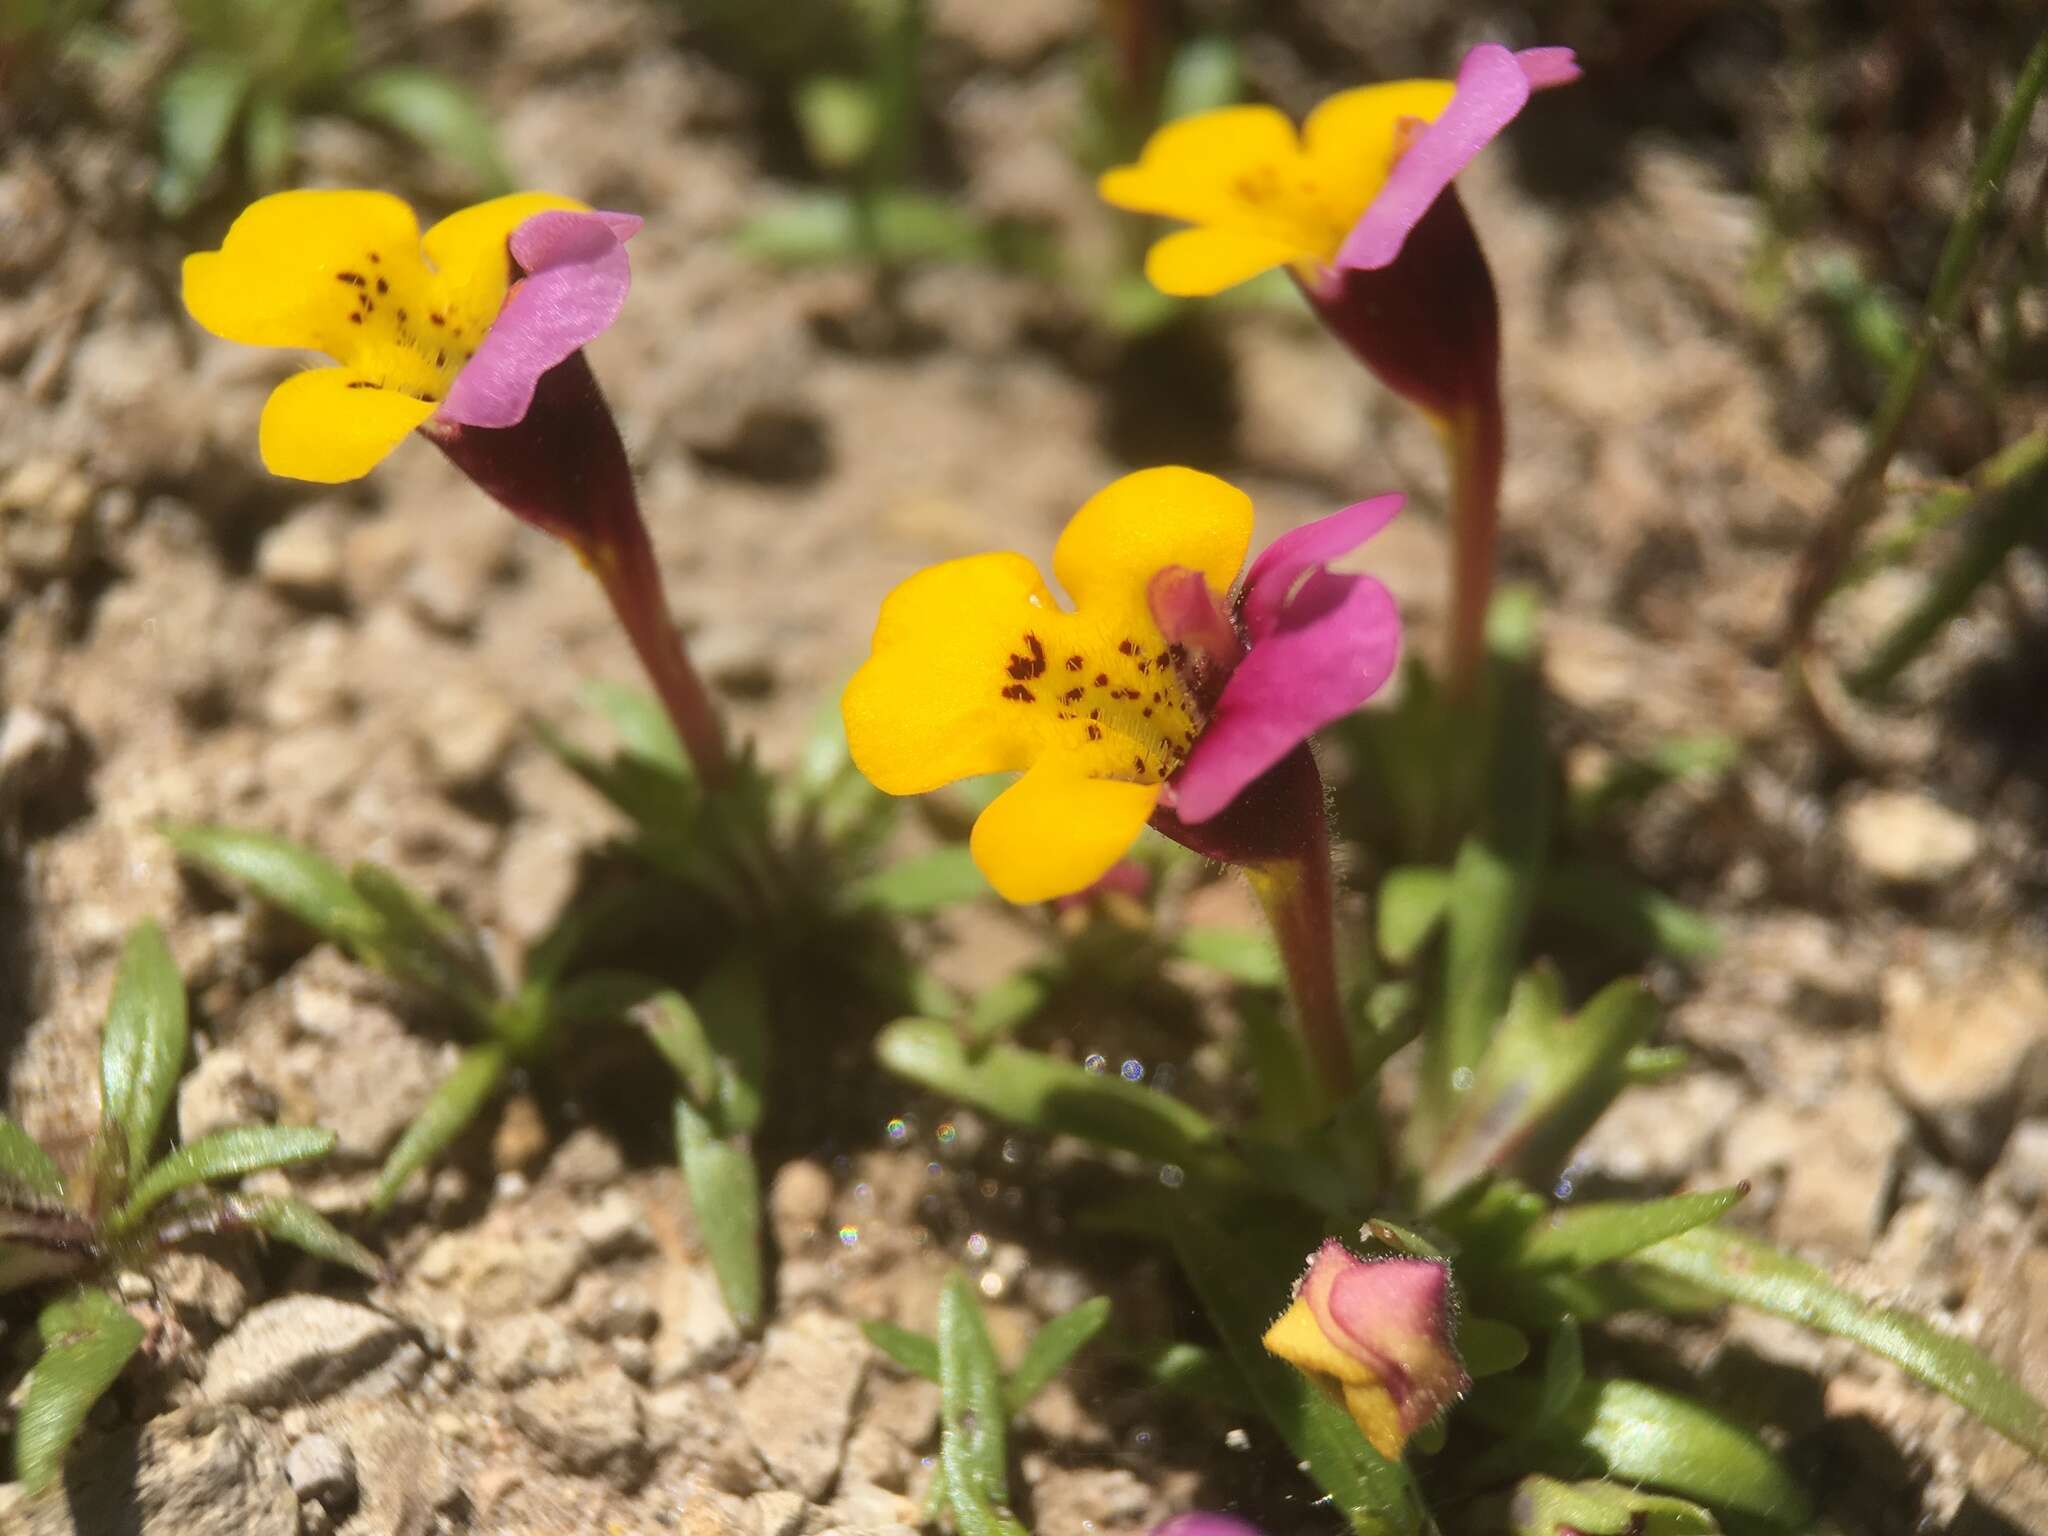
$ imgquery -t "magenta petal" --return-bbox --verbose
[1172,568,1399,823]
[437,209,640,430]
[1335,43,1532,273]
[1240,493,1403,642]
[1152,1517,1267,1536]
[1514,46,1581,90]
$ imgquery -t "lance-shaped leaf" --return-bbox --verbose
[348,67,510,193]
[941,1427,1028,1536]
[1419,973,1659,1210]
[371,1042,509,1212]
[0,1114,65,1204]
[1538,862,1720,964]
[1503,1186,1749,1274]
[877,1019,1239,1183]
[676,1098,763,1332]
[161,823,379,945]
[1003,1296,1111,1413]
[1511,1476,1720,1536]
[1170,1197,1431,1535]
[99,922,188,1183]
[16,1288,145,1491]
[234,1197,383,1279]
[862,1319,941,1381]
[939,1270,1011,1508]
[347,862,499,1024]
[1632,1224,2048,1459]
[1376,866,1451,966]
[110,1125,335,1235]
[1175,927,1283,987]
[850,844,988,914]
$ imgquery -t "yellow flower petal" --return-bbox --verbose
[182,189,423,355]
[1143,226,1306,297]
[421,192,587,330]
[1340,1380,1408,1461]
[969,760,1161,902]
[1098,105,1302,222]
[1263,1296,1377,1387]
[1052,467,1251,623]
[1300,80,1456,229]
[258,368,436,483]
[843,552,1059,795]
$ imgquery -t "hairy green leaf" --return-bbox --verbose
[0,1114,65,1203]
[348,862,498,1021]
[99,922,188,1182]
[939,1270,1009,1505]
[694,961,770,1137]
[1170,1198,1429,1534]
[1512,1475,1720,1536]
[235,1196,381,1278]
[940,1427,1028,1536]
[1508,1187,1748,1273]
[861,1318,940,1382]
[17,1288,144,1491]
[849,844,986,914]
[677,1098,762,1331]
[112,1125,333,1233]
[1003,1295,1110,1413]
[161,823,378,945]
[1634,1225,2048,1459]
[371,1042,509,1212]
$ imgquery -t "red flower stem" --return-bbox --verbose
[591,523,733,793]
[1443,387,1505,702]
[1247,843,1354,1110]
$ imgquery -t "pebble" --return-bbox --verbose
[509,1367,649,1488]
[284,1434,356,1514]
[569,1273,659,1340]
[737,1310,868,1498]
[1882,957,2048,1167]
[20,1405,299,1535]
[767,1159,835,1246]
[255,507,346,601]
[1721,1082,1909,1256]
[473,1311,580,1389]
[1839,789,1981,886]
[202,1298,411,1408]
[651,1263,743,1382]
[1993,1118,2048,1208]
[175,1046,277,1142]
[494,825,583,945]
[151,1251,250,1340]
[412,1227,584,1318]
[417,680,519,791]
[0,702,85,825]
[550,1126,628,1191]
[575,1187,649,1260]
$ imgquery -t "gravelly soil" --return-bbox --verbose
[3,2,2047,1534]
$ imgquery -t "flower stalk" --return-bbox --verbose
[1443,389,1506,700]
[1247,851,1352,1106]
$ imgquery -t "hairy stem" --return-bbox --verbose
[1247,847,1355,1113]
[1444,391,1506,702]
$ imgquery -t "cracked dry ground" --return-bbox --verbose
[4,1,2048,1533]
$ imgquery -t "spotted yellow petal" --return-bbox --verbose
[421,192,586,333]
[1052,467,1252,626]
[182,189,424,356]
[1300,80,1456,229]
[843,552,1059,795]
[969,760,1161,903]
[1144,226,1306,297]
[258,368,436,483]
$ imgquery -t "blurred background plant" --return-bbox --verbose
[1,925,377,1491]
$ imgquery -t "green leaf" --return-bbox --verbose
[1535,1318,1584,1424]
[580,679,687,775]
[1507,1186,1749,1274]
[1538,862,1720,964]
[17,1288,145,1491]
[1512,1475,1720,1536]
[1494,1376,1812,1528]
[876,1019,1236,1181]
[677,1098,763,1331]
[694,961,771,1137]
[370,1042,509,1212]
[861,1318,939,1382]
[1461,1316,1529,1378]
[99,922,189,1182]
[240,87,293,190]
[1376,866,1450,966]
[1003,1295,1110,1413]
[794,74,880,170]
[1633,1224,2048,1459]
[348,67,510,191]
[1169,1198,1430,1534]
[849,844,987,914]
[1158,34,1241,121]
[153,52,249,215]
[733,190,992,269]
[161,823,379,947]
[940,1427,1028,1536]
[938,1270,1010,1505]
[112,1125,334,1233]
[0,1115,64,1203]
[232,1196,381,1278]
[963,970,1052,1048]
[1175,926,1282,987]
[623,983,721,1108]
[347,862,499,1021]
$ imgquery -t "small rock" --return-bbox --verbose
[495,825,582,944]
[475,1311,580,1388]
[651,1263,742,1382]
[151,1251,250,1340]
[417,680,518,791]
[255,508,346,601]
[1883,958,2048,1167]
[614,1335,654,1382]
[768,1159,834,1247]
[648,1377,765,1491]
[0,702,86,827]
[570,1273,660,1340]
[1722,1083,1909,1255]
[737,1310,868,1499]
[575,1187,648,1260]
[1840,789,1981,886]
[491,1092,551,1174]
[551,1126,627,1191]
[1993,1118,2048,1208]
[403,546,494,634]
[29,1405,298,1536]
[1026,1466,1158,1535]
[202,1298,410,1408]
[510,1367,648,1488]
[176,1046,278,1141]
[750,1489,807,1536]
[828,1483,919,1530]
[284,1434,356,1514]
[412,1228,584,1318]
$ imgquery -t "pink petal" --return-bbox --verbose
[1171,567,1398,823]
[1152,1517,1266,1536]
[437,208,641,430]
[1336,43,1567,272]
[1239,493,1403,642]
